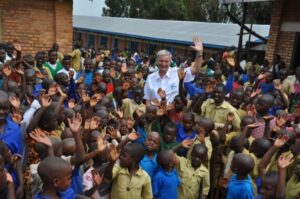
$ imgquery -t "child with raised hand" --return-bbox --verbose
[174,142,210,199]
[258,154,294,199]
[109,143,153,199]
[152,150,180,199]
[226,153,255,199]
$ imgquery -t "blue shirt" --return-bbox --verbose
[226,174,255,199]
[259,82,275,94]
[76,70,94,85]
[0,116,23,154]
[152,168,180,199]
[140,153,158,179]
[176,123,196,143]
[184,82,204,97]
[34,187,76,199]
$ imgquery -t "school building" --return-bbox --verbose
[265,0,300,68]
[73,15,270,58]
[0,0,73,54]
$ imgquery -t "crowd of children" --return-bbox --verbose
[0,37,299,199]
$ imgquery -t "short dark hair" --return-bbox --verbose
[125,143,145,163]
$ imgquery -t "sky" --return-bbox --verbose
[73,0,105,16]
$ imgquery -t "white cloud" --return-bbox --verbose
[73,0,105,16]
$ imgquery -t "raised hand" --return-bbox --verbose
[92,170,104,186]
[178,67,186,80]
[77,76,85,84]
[107,127,120,140]
[69,70,75,79]
[57,86,67,98]
[181,139,194,148]
[190,36,203,52]
[127,131,140,141]
[227,112,235,124]
[121,63,128,74]
[35,71,44,79]
[278,154,294,169]
[114,108,123,118]
[276,114,289,127]
[29,130,52,147]
[274,135,289,148]
[246,122,260,129]
[39,93,52,108]
[90,116,100,130]
[109,145,120,161]
[81,92,90,103]
[258,73,266,80]
[205,84,214,93]
[263,115,274,122]
[135,108,144,117]
[157,88,166,99]
[9,96,20,109]
[90,95,99,107]
[68,98,76,109]
[97,135,107,152]
[13,40,22,52]
[2,64,12,77]
[156,107,166,116]
[48,83,58,96]
[68,113,82,133]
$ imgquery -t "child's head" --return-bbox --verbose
[132,86,144,104]
[62,138,76,156]
[0,91,10,121]
[144,132,160,152]
[54,73,70,87]
[230,136,250,153]
[230,88,244,109]
[194,116,214,136]
[35,137,62,159]
[38,156,72,192]
[25,69,36,85]
[145,104,157,122]
[157,150,176,171]
[119,143,145,169]
[84,58,93,72]
[261,171,278,199]
[182,112,194,132]
[173,95,184,112]
[119,118,129,136]
[38,104,59,132]
[265,71,273,83]
[62,55,72,71]
[163,122,177,143]
[240,115,256,131]
[231,153,254,177]
[190,144,208,168]
[48,49,58,64]
[102,69,111,83]
[249,137,272,158]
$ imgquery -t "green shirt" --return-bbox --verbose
[111,163,152,199]
[201,99,241,131]
[176,155,210,198]
[286,174,300,199]
[159,139,180,152]
[43,62,63,79]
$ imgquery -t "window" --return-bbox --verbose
[147,44,156,55]
[129,41,138,52]
[100,36,108,47]
[113,39,119,49]
[87,34,95,48]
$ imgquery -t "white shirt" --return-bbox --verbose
[145,67,193,104]
[57,67,77,79]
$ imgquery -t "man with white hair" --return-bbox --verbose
[144,37,203,104]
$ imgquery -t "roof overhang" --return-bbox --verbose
[219,0,273,4]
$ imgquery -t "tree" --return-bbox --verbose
[102,0,272,24]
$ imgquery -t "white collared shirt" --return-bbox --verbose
[57,67,77,79]
[145,67,192,104]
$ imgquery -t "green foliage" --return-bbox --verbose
[102,0,272,24]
